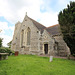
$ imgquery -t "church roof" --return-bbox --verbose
[27,16,61,35]
[28,17,46,33]
[46,24,61,36]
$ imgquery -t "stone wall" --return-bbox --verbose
[40,30,54,55]
[11,15,55,55]
[11,21,21,51]
[53,35,70,56]
[11,15,70,56]
[11,15,41,55]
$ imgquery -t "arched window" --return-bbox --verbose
[27,27,30,45]
[21,30,24,46]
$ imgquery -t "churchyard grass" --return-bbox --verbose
[0,55,75,75]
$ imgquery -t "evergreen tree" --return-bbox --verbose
[58,1,75,56]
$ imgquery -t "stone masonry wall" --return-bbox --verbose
[53,35,70,56]
[12,15,41,55]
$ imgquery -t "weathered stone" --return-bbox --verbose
[50,56,53,62]
[11,14,70,57]
[0,53,9,60]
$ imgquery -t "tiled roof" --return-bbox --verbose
[46,24,61,36]
[28,16,61,35]
[28,17,46,33]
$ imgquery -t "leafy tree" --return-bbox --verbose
[7,41,12,48]
[0,38,3,47]
[58,1,75,56]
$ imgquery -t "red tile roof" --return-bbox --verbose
[28,16,61,35]
[46,24,61,35]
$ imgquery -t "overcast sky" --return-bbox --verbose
[0,0,75,47]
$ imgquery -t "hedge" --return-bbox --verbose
[0,47,12,55]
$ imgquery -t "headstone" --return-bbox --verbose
[49,50,54,62]
[50,56,53,62]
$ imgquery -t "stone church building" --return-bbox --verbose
[11,14,70,56]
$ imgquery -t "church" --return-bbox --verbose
[11,13,70,56]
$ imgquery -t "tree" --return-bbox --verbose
[0,38,3,47]
[7,41,12,48]
[58,1,75,56]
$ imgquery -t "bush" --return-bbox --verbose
[5,48,12,55]
[0,47,7,53]
[12,51,15,55]
[73,54,75,57]
[0,47,12,56]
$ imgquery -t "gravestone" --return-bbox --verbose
[49,50,54,62]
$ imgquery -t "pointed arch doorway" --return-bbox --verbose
[44,44,48,54]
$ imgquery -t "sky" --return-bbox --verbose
[0,0,75,47]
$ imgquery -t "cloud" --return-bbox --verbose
[0,0,43,23]
[0,21,14,31]
[39,12,58,27]
[0,22,9,30]
[0,0,74,46]
[0,0,58,26]
[0,21,14,47]
[0,34,12,47]
[0,0,74,25]
[0,21,9,34]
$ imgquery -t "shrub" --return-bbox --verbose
[5,48,12,55]
[12,51,15,55]
[0,47,12,56]
[0,47,7,53]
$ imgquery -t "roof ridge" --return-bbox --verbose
[47,24,59,29]
[46,24,60,35]
[27,16,46,33]
[26,16,60,35]
[28,16,46,28]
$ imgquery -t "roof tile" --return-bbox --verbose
[28,16,61,35]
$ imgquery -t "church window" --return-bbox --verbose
[21,30,24,46]
[27,27,31,45]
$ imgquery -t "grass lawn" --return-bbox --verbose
[0,55,75,75]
